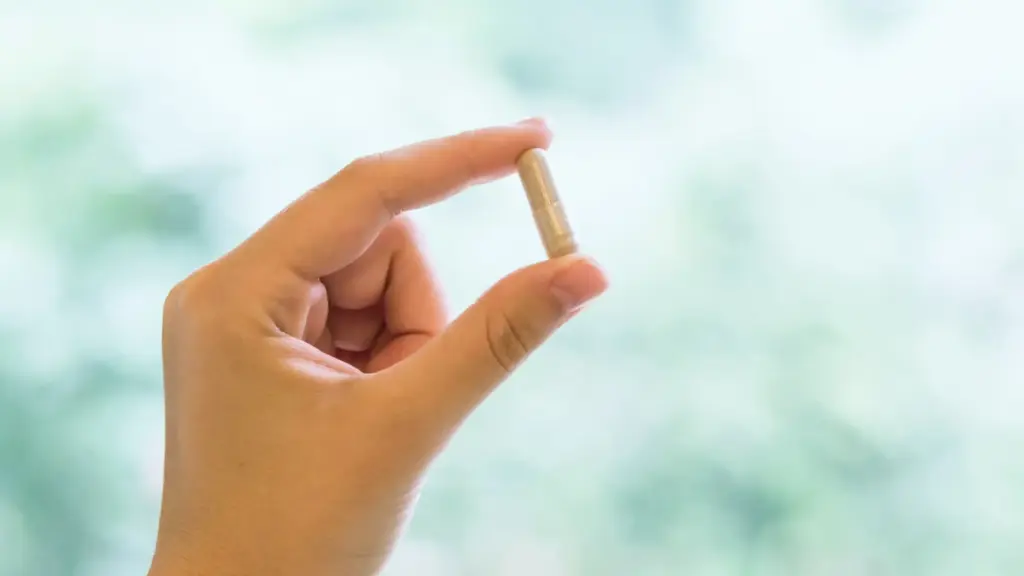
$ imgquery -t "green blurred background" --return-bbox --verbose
[3,0,1024,574]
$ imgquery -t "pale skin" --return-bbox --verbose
[149,119,609,576]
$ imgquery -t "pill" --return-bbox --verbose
[516,148,578,259]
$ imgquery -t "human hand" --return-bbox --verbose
[149,120,608,576]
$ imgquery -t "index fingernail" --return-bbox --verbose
[517,117,549,129]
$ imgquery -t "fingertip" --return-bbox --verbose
[516,116,548,130]
[513,117,553,148]
[548,254,608,311]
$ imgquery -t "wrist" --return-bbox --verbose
[148,548,214,576]
[148,541,379,576]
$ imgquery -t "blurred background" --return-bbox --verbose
[2,0,1024,574]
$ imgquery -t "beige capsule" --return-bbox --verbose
[516,148,578,259]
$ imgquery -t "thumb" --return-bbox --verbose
[388,254,608,429]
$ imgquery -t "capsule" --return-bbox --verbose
[516,148,578,259]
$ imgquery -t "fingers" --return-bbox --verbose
[238,120,552,280]
[368,220,447,370]
[377,221,447,340]
[322,218,447,366]
[382,254,608,431]
[364,331,433,374]
[328,306,383,352]
[323,218,446,330]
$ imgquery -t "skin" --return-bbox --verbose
[149,119,608,576]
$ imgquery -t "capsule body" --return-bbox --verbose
[516,148,578,258]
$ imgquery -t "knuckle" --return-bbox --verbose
[387,215,421,244]
[341,152,400,217]
[484,310,533,375]
[163,266,230,330]
[163,257,271,357]
[343,152,384,177]
[164,276,200,317]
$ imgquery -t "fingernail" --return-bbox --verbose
[550,256,608,311]
[517,117,548,129]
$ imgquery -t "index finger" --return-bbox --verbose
[241,119,552,280]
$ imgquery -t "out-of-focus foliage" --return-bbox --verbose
[3,1,1024,575]
[1,92,221,574]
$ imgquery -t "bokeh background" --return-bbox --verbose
[3,0,1024,574]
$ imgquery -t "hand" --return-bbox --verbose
[149,120,609,576]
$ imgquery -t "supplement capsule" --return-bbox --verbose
[516,148,578,259]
